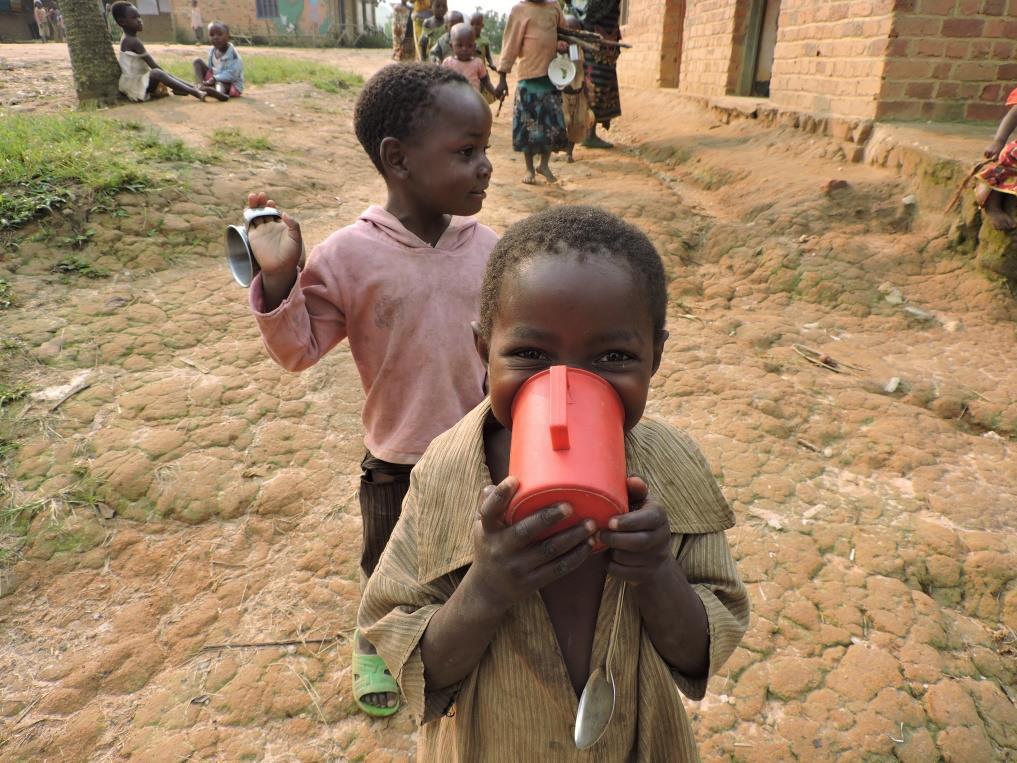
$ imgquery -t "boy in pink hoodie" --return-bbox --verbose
[245,62,495,718]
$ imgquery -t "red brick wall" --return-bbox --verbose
[880,0,1017,121]
[768,0,896,120]
[676,0,739,96]
[620,0,685,87]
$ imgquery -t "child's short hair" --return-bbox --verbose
[110,1,133,23]
[479,206,668,337]
[209,20,229,32]
[353,63,470,175]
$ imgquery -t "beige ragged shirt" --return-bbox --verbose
[359,401,749,762]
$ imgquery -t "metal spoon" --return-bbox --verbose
[574,582,626,749]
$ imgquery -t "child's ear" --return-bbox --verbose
[471,321,490,366]
[380,137,409,179]
[650,329,668,375]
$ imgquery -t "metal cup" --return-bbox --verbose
[225,207,281,287]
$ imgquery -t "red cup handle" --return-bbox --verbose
[549,365,570,451]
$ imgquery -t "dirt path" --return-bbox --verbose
[1,45,1015,762]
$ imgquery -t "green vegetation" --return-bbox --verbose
[212,128,273,153]
[0,278,12,309]
[0,382,28,410]
[0,114,203,232]
[164,55,362,93]
[52,256,109,280]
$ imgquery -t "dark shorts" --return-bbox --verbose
[358,451,413,578]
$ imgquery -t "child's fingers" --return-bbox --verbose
[598,522,669,552]
[516,519,594,569]
[607,501,666,532]
[505,502,572,550]
[529,534,594,587]
[477,476,519,532]
[625,476,649,505]
[281,211,300,231]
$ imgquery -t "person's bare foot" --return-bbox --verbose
[522,172,537,185]
[537,165,557,183]
[566,152,574,164]
[201,84,229,101]
[583,134,613,149]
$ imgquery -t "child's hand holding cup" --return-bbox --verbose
[226,191,304,287]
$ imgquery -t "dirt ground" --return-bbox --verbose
[1,43,1015,762]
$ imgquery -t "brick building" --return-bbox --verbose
[620,0,1017,123]
[171,0,378,45]
[0,0,33,42]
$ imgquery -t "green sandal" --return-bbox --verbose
[352,629,401,718]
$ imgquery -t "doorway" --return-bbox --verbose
[659,0,685,88]
[737,0,780,97]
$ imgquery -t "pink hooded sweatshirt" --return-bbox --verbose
[250,206,498,464]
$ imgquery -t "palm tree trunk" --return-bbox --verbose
[62,0,121,107]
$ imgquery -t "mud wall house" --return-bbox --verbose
[134,0,176,41]
[0,0,38,41]
[620,0,1017,128]
[170,0,378,44]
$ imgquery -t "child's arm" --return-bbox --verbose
[599,477,749,696]
[986,105,1017,159]
[479,72,497,101]
[245,191,346,372]
[419,477,597,691]
[494,7,522,98]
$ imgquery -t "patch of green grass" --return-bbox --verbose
[0,279,12,309]
[0,114,202,232]
[211,128,272,153]
[57,228,97,250]
[52,256,109,280]
[164,55,362,93]
[0,383,29,409]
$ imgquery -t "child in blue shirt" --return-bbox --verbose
[192,21,244,100]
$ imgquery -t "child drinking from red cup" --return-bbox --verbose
[245,62,495,718]
[359,205,749,759]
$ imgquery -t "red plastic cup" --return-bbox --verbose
[507,365,628,548]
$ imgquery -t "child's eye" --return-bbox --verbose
[513,348,548,361]
[599,351,633,364]
[459,146,475,157]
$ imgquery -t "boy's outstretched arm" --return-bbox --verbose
[420,477,597,690]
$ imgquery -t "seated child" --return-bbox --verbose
[561,15,592,163]
[359,205,750,759]
[976,86,1017,231]
[442,24,497,101]
[110,2,207,102]
[496,0,570,184]
[245,63,496,718]
[427,9,463,65]
[192,21,243,100]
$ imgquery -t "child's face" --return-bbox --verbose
[478,254,666,433]
[471,18,483,36]
[121,5,143,32]
[208,23,229,49]
[433,0,447,18]
[452,31,476,61]
[395,82,492,217]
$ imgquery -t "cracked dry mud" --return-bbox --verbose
[1,45,1015,762]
